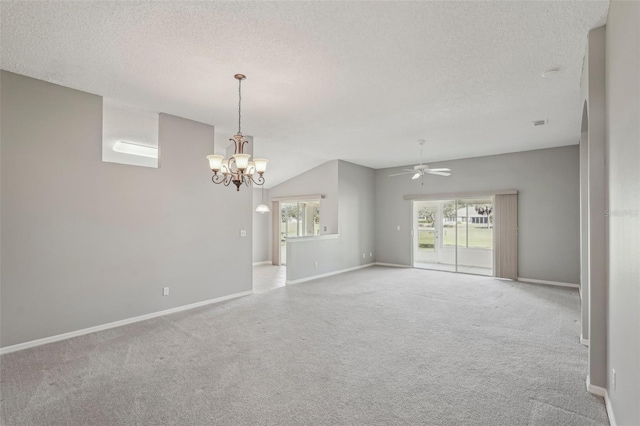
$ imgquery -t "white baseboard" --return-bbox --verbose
[252,260,272,266]
[580,334,590,346]
[374,262,411,268]
[286,263,375,285]
[605,390,618,426]
[586,375,606,397]
[0,290,254,356]
[517,277,580,289]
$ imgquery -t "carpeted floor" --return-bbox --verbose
[1,267,608,425]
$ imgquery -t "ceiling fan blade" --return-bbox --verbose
[411,173,421,180]
[403,169,417,172]
[427,171,451,176]
[427,168,451,172]
[389,172,414,177]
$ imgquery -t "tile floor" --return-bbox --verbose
[253,264,286,293]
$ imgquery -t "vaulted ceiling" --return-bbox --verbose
[1,1,609,186]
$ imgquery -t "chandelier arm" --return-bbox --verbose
[212,173,236,186]
[249,175,265,186]
[211,173,227,185]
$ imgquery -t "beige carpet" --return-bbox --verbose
[1,267,608,425]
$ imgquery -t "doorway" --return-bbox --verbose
[412,197,494,276]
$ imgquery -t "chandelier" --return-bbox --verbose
[206,74,268,191]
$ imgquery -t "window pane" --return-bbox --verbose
[281,200,320,238]
[442,201,457,246]
[467,202,493,249]
[281,202,298,240]
[298,203,305,236]
[310,202,320,235]
[418,205,436,251]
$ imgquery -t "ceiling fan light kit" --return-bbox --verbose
[389,139,452,184]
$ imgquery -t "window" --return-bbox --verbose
[417,204,437,251]
[456,201,493,249]
[281,200,320,242]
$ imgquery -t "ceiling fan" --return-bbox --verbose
[389,139,452,180]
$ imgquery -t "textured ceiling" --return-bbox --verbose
[1,1,609,187]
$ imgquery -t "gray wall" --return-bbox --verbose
[270,160,376,282]
[605,1,640,424]
[581,26,608,391]
[0,71,253,348]
[375,146,581,284]
[337,161,376,267]
[252,188,271,263]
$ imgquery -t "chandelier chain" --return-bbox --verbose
[238,78,242,135]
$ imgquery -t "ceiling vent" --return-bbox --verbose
[532,119,547,126]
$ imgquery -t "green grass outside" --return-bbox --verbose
[418,226,493,250]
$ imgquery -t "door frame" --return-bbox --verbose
[271,200,281,265]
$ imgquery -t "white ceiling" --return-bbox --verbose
[1,1,609,187]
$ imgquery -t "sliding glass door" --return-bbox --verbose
[455,199,493,275]
[413,197,493,276]
[414,200,455,272]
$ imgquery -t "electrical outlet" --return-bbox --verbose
[370,252,373,257]
[362,253,366,259]
[163,287,169,296]
[240,230,247,237]
[314,261,318,268]
[396,225,401,231]
[612,369,616,390]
